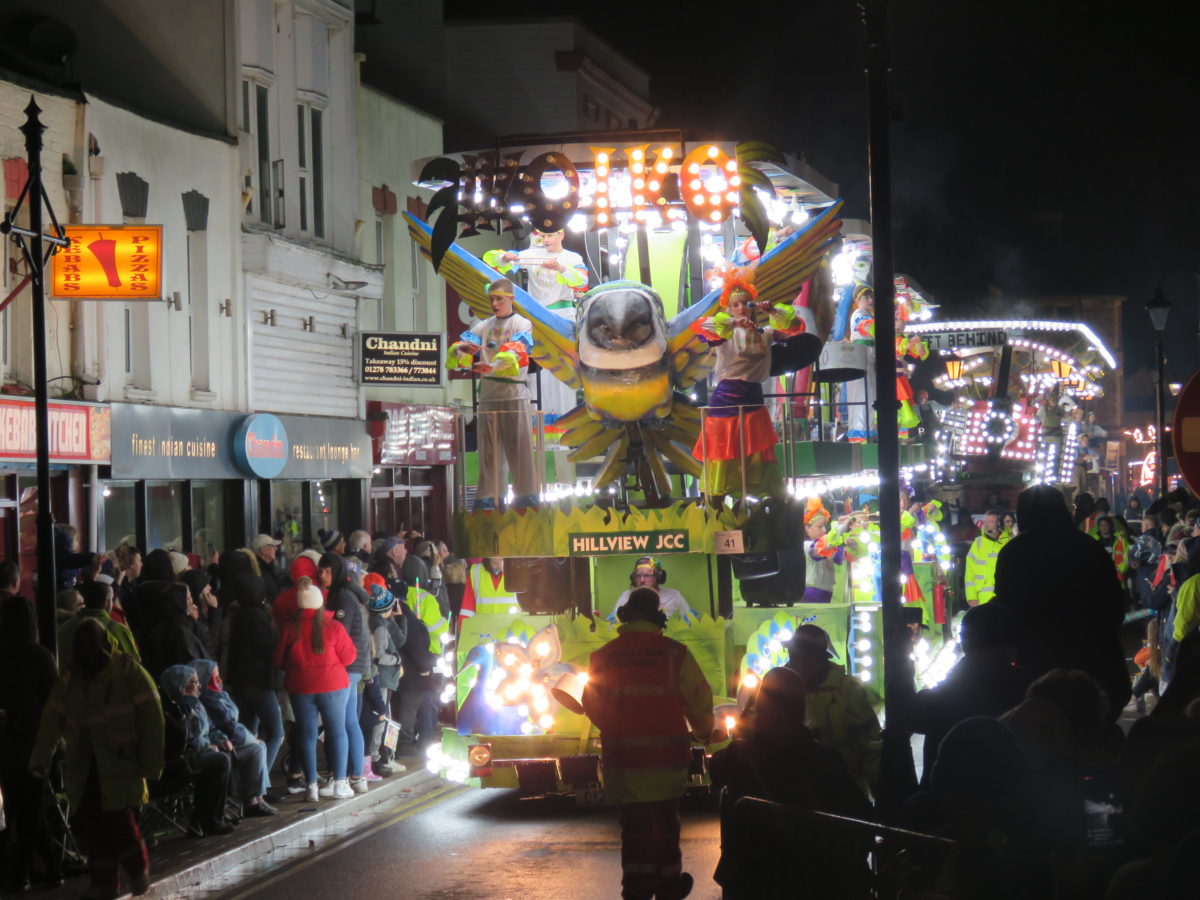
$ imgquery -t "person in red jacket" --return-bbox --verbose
[582,589,714,900]
[273,576,357,802]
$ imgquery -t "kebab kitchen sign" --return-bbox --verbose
[51,226,163,299]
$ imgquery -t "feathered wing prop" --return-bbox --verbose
[403,212,580,390]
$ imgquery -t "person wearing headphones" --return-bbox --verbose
[610,557,696,623]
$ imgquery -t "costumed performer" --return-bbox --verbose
[803,498,848,604]
[610,557,696,623]
[894,302,929,439]
[692,266,807,498]
[845,284,876,443]
[484,229,589,429]
[446,279,538,511]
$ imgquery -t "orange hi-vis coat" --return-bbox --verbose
[582,622,714,803]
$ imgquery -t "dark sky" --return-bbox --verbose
[448,1,1200,400]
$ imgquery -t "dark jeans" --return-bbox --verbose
[391,688,436,753]
[618,798,686,900]
[230,684,284,774]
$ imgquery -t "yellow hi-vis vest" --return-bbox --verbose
[409,585,450,655]
[468,563,519,617]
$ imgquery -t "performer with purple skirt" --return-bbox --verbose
[691,267,807,499]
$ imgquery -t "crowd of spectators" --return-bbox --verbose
[0,524,457,898]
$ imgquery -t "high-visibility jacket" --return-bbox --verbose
[582,622,714,804]
[409,585,450,654]
[964,532,1006,605]
[1174,573,1200,643]
[461,563,519,618]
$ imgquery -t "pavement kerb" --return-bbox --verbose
[134,767,441,899]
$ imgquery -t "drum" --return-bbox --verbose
[814,341,867,382]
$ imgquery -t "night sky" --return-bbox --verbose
[448,0,1200,408]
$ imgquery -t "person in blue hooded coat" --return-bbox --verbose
[160,664,275,824]
[190,659,276,809]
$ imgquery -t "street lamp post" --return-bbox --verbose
[1146,287,1172,498]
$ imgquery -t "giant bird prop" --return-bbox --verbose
[405,202,842,504]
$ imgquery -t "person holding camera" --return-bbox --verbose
[691,266,807,500]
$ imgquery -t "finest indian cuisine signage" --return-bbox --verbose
[568,530,690,556]
[0,396,111,463]
[51,226,163,299]
[110,405,372,479]
[361,332,443,386]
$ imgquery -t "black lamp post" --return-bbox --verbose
[1146,287,1172,498]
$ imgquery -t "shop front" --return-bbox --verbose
[106,403,372,558]
[367,401,456,543]
[0,395,111,594]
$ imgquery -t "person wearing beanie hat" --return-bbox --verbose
[274,575,357,802]
[272,550,324,626]
[320,529,346,555]
[583,585,713,900]
[361,572,407,777]
[317,553,371,794]
[168,551,191,578]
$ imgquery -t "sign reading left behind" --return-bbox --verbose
[360,332,443,386]
[51,226,163,299]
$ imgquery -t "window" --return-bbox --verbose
[297,103,326,238]
[187,231,210,390]
[241,78,275,225]
[310,480,338,541]
[375,218,384,264]
[146,481,184,551]
[123,306,132,374]
[272,481,305,561]
[191,481,225,555]
[101,481,137,551]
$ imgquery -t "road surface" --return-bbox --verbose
[213,783,723,900]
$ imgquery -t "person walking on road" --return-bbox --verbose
[582,589,714,900]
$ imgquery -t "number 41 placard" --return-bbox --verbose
[714,530,744,554]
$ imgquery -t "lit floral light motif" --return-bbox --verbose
[489,624,580,735]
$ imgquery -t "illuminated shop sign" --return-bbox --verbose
[234,413,289,479]
[51,226,163,299]
[0,397,111,464]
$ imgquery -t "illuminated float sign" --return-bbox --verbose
[234,413,289,479]
[426,142,755,235]
[51,226,163,299]
[923,330,1008,351]
[568,530,689,556]
[361,332,443,386]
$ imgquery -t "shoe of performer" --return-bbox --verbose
[473,496,496,512]
[304,783,319,803]
[511,494,540,510]
[350,775,369,794]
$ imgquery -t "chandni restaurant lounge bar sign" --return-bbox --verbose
[51,226,163,299]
